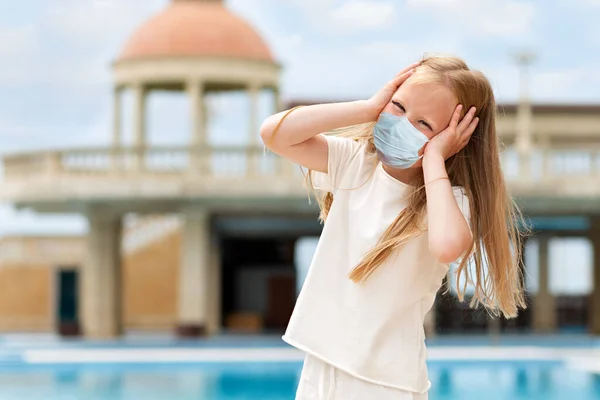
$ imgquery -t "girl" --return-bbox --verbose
[260,55,526,400]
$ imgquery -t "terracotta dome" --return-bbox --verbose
[119,0,274,62]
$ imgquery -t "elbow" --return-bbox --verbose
[260,117,277,150]
[430,234,472,264]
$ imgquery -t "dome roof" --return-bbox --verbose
[118,0,274,62]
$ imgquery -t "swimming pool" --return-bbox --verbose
[1,335,600,399]
[0,362,596,400]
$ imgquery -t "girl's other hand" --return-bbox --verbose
[365,62,419,118]
[424,104,479,160]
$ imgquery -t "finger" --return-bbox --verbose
[449,104,463,132]
[388,68,416,89]
[457,106,477,134]
[461,116,479,138]
[394,62,420,78]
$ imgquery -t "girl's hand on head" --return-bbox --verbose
[424,105,479,160]
[365,62,419,117]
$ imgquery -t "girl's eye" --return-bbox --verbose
[419,120,432,130]
[392,101,405,112]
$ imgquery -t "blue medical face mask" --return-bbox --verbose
[373,112,430,169]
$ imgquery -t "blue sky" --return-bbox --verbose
[0,0,598,236]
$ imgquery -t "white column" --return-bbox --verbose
[515,53,535,181]
[249,84,260,143]
[45,153,62,179]
[516,101,532,180]
[248,83,261,176]
[113,87,122,149]
[188,80,205,173]
[133,84,147,172]
[112,87,122,171]
[590,219,600,334]
[207,235,222,335]
[81,212,122,338]
[540,137,551,182]
[273,87,282,113]
[177,210,211,337]
[533,235,556,332]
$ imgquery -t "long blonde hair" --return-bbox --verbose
[308,55,527,319]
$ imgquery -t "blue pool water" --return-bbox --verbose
[0,362,598,400]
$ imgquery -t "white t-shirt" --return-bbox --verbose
[282,135,470,394]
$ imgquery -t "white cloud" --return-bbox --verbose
[331,1,396,32]
[531,66,600,100]
[591,28,600,44]
[271,33,304,55]
[0,24,37,57]
[405,0,536,39]
[0,25,39,86]
[45,0,162,48]
[285,0,335,10]
[360,35,465,57]
[358,41,415,57]
[472,65,519,102]
[533,68,582,95]
[256,0,398,35]
[0,0,161,88]
[481,63,600,103]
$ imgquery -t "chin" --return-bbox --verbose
[409,160,424,169]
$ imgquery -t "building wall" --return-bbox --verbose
[123,231,180,330]
[0,231,181,333]
[0,236,83,332]
[0,264,52,332]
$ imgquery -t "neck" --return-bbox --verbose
[382,163,423,185]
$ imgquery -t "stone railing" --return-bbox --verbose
[1,145,300,180]
[502,145,600,187]
[1,144,600,202]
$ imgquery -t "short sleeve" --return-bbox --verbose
[452,186,471,230]
[309,135,363,194]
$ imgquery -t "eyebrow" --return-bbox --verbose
[393,100,436,131]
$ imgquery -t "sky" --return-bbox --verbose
[1,0,599,155]
[0,0,598,292]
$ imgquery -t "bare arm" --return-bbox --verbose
[260,101,377,172]
[423,153,472,264]
[423,105,479,264]
[260,63,418,173]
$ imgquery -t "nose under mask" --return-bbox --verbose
[373,112,430,169]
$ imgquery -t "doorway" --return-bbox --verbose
[56,269,80,336]
[221,237,297,333]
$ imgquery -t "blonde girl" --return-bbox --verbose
[260,55,526,400]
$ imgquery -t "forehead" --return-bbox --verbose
[394,79,457,129]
